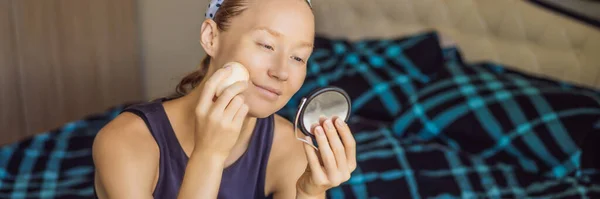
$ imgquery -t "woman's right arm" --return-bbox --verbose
[177,67,249,199]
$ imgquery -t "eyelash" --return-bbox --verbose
[260,43,274,51]
[292,56,305,63]
[258,43,305,63]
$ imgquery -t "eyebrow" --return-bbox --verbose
[254,27,313,48]
[254,27,282,37]
[299,41,314,49]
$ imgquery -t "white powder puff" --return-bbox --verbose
[215,62,249,97]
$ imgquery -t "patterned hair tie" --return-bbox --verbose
[205,0,312,19]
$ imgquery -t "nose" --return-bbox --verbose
[267,57,289,81]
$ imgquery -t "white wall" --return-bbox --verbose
[138,0,209,99]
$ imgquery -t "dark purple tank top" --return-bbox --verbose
[101,100,275,199]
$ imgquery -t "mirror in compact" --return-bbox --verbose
[293,86,351,150]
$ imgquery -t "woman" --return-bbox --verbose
[92,0,357,198]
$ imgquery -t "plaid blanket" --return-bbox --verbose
[328,116,600,199]
[0,106,598,198]
[0,105,127,199]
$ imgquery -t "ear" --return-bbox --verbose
[200,19,219,57]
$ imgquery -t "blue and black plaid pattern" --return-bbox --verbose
[278,31,446,122]
[395,48,600,179]
[0,104,128,199]
[328,116,600,199]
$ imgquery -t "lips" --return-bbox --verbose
[253,83,282,96]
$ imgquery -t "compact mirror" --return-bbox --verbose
[293,86,351,150]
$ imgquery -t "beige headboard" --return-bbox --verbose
[310,0,600,88]
[140,0,600,100]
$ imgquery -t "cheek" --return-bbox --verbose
[285,67,306,93]
[246,54,271,69]
[235,46,272,75]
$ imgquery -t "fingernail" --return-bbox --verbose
[325,119,334,131]
[335,118,343,126]
[316,126,324,136]
[310,123,318,133]
[223,64,232,69]
[319,116,328,123]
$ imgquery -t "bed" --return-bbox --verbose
[1,0,599,198]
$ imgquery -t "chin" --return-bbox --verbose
[247,106,276,118]
[247,110,272,118]
[244,95,285,118]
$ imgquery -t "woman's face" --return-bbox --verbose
[206,0,315,118]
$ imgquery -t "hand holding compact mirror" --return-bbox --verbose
[293,86,351,150]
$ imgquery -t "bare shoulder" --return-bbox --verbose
[92,111,159,198]
[266,114,308,193]
[93,111,158,160]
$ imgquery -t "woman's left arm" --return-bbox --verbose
[273,116,356,199]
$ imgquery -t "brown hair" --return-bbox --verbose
[174,0,249,97]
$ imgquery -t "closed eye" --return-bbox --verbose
[292,56,305,63]
[259,43,274,51]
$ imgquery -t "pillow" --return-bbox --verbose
[278,31,446,122]
[394,57,600,178]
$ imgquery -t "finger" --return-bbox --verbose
[319,116,327,126]
[323,119,349,174]
[334,116,356,171]
[315,116,327,136]
[212,81,248,113]
[314,126,338,173]
[310,123,319,135]
[303,136,327,182]
[222,95,244,121]
[232,104,249,127]
[197,68,232,114]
